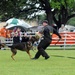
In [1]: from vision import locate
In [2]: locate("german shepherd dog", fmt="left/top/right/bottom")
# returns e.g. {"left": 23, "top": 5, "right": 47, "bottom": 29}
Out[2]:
{"left": 0, "top": 35, "right": 39, "bottom": 60}
{"left": 10, "top": 35, "right": 39, "bottom": 60}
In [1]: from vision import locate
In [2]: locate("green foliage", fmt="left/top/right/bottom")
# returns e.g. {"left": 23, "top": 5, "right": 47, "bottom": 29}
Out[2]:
{"left": 51, "top": 1, "right": 61, "bottom": 10}
{"left": 0, "top": 0, "right": 75, "bottom": 23}
{"left": 38, "top": 14, "right": 46, "bottom": 21}
{"left": 67, "top": 17, "right": 75, "bottom": 26}
{"left": 66, "top": 0, "right": 74, "bottom": 8}
{"left": 0, "top": 0, "right": 27, "bottom": 21}
{"left": 50, "top": 0, "right": 75, "bottom": 10}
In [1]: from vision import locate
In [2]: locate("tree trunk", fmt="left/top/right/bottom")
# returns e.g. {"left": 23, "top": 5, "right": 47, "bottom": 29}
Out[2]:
{"left": 39, "top": 0, "right": 53, "bottom": 26}
{"left": 46, "top": 10, "right": 53, "bottom": 26}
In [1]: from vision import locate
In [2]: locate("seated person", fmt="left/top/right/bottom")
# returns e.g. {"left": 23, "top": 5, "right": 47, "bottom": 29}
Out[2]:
{"left": 13, "top": 32, "right": 20, "bottom": 44}
{"left": 59, "top": 24, "right": 67, "bottom": 33}
{"left": 21, "top": 33, "right": 29, "bottom": 42}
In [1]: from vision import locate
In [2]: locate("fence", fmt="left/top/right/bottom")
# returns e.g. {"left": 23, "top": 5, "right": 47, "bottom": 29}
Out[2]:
{"left": 51, "top": 32, "right": 75, "bottom": 50}
{"left": 0, "top": 32, "right": 75, "bottom": 50}
{"left": 1, "top": 32, "right": 36, "bottom": 46}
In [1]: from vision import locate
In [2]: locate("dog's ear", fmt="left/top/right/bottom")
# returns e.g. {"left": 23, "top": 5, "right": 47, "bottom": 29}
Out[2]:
{"left": 35, "top": 32, "right": 42, "bottom": 39}
{"left": 29, "top": 36, "right": 37, "bottom": 43}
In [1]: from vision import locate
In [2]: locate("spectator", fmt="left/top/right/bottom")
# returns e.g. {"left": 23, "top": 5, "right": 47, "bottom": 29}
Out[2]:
{"left": 21, "top": 32, "right": 29, "bottom": 42}
{"left": 59, "top": 24, "right": 68, "bottom": 48}
{"left": 0, "top": 25, "right": 7, "bottom": 38}
{"left": 13, "top": 32, "right": 20, "bottom": 44}
{"left": 59, "top": 24, "right": 67, "bottom": 33}
{"left": 16, "top": 28, "right": 21, "bottom": 36}
{"left": 16, "top": 28, "right": 22, "bottom": 42}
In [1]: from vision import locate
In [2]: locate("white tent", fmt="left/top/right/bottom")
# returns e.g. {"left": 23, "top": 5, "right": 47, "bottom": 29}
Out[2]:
{"left": 65, "top": 25, "right": 75, "bottom": 31}
{"left": 6, "top": 18, "right": 32, "bottom": 29}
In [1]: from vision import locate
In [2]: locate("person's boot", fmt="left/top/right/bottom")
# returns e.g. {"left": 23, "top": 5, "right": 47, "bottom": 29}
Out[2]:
{"left": 45, "top": 56, "right": 50, "bottom": 60}
{"left": 41, "top": 50, "right": 50, "bottom": 60}
{"left": 31, "top": 51, "right": 40, "bottom": 60}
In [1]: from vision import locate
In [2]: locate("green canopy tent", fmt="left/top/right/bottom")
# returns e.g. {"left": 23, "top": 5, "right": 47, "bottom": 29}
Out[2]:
{"left": 6, "top": 18, "right": 32, "bottom": 31}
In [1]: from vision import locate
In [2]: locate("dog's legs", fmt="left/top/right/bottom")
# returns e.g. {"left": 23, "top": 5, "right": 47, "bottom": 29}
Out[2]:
{"left": 26, "top": 50, "right": 31, "bottom": 58}
{"left": 11, "top": 53, "right": 15, "bottom": 60}
{"left": 11, "top": 49, "right": 17, "bottom": 60}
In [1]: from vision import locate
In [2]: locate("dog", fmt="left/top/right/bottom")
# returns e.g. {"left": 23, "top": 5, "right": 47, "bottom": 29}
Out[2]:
{"left": 10, "top": 42, "right": 32, "bottom": 60}
{"left": 10, "top": 35, "right": 40, "bottom": 60}
{"left": 0, "top": 35, "right": 40, "bottom": 60}
{"left": 0, "top": 42, "right": 32, "bottom": 60}
{"left": 0, "top": 42, "right": 33, "bottom": 60}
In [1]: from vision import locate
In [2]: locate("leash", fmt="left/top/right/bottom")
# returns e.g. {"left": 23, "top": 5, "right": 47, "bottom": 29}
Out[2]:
{"left": 55, "top": 38, "right": 61, "bottom": 45}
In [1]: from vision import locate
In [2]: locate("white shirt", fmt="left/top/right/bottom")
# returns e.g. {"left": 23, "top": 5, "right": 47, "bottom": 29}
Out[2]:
{"left": 59, "top": 27, "right": 67, "bottom": 33}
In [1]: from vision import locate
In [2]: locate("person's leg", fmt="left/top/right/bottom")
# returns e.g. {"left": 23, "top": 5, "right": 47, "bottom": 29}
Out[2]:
{"left": 32, "top": 40, "right": 44, "bottom": 59}
{"left": 33, "top": 50, "right": 41, "bottom": 59}
{"left": 38, "top": 47, "right": 50, "bottom": 59}
{"left": 32, "top": 39, "right": 50, "bottom": 59}
{"left": 39, "top": 39, "right": 51, "bottom": 59}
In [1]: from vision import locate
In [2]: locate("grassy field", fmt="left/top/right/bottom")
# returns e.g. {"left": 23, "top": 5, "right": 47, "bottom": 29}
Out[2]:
{"left": 0, "top": 49, "right": 75, "bottom": 75}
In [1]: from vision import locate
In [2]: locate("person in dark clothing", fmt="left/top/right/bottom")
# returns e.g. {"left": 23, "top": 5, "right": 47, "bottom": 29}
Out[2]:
{"left": 21, "top": 36, "right": 29, "bottom": 42}
{"left": 13, "top": 32, "right": 20, "bottom": 44}
{"left": 32, "top": 20, "right": 61, "bottom": 60}
{"left": 21, "top": 33, "right": 29, "bottom": 42}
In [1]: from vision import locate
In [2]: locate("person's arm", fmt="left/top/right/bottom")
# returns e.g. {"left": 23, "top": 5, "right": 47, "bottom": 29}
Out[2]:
{"left": 53, "top": 28, "right": 61, "bottom": 39}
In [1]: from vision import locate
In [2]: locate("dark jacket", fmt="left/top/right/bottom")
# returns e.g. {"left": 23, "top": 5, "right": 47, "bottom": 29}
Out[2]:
{"left": 41, "top": 25, "right": 61, "bottom": 41}
{"left": 13, "top": 36, "right": 20, "bottom": 44}
{"left": 21, "top": 37, "right": 29, "bottom": 42}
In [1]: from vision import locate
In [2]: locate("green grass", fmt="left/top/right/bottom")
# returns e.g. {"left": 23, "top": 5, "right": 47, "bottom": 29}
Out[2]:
{"left": 0, "top": 49, "right": 75, "bottom": 75}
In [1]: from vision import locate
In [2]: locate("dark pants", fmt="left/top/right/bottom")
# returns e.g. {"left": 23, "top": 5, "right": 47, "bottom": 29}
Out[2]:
{"left": 34, "top": 38, "right": 51, "bottom": 59}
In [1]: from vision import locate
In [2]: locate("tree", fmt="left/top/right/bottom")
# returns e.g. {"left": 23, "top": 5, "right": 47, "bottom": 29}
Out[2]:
{"left": 0, "top": 0, "right": 75, "bottom": 28}
{"left": 51, "top": 0, "right": 75, "bottom": 28}
{"left": 19, "top": 0, "right": 75, "bottom": 28}
{"left": 0, "top": 0, "right": 27, "bottom": 20}
{"left": 67, "top": 17, "right": 75, "bottom": 26}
